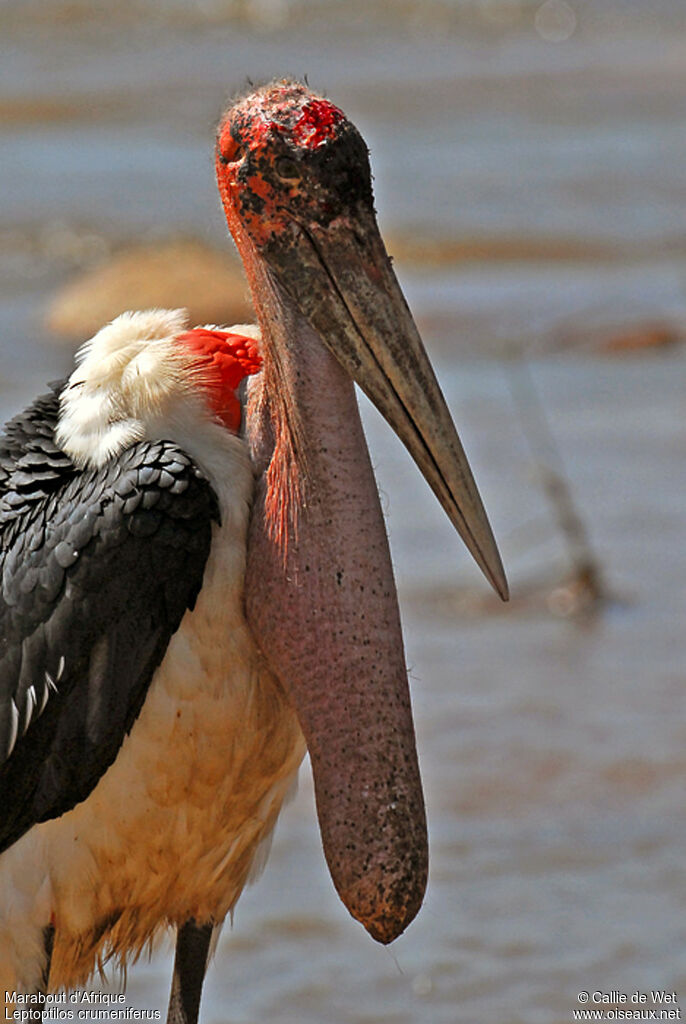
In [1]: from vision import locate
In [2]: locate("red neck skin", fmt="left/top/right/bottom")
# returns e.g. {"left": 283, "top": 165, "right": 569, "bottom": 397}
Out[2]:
{"left": 239, "top": 247, "right": 428, "bottom": 943}
{"left": 176, "top": 328, "right": 261, "bottom": 433}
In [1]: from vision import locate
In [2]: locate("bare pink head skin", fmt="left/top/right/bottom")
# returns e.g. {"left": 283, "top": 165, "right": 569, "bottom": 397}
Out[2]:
{"left": 216, "top": 80, "right": 507, "bottom": 943}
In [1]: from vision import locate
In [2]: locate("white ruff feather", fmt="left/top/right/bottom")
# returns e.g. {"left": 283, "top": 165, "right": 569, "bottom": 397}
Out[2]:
{"left": 56, "top": 308, "right": 261, "bottom": 473}
{"left": 0, "top": 310, "right": 305, "bottom": 995}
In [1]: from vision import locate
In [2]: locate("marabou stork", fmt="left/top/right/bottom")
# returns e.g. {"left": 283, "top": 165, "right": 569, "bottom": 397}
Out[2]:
{"left": 0, "top": 80, "right": 507, "bottom": 1022}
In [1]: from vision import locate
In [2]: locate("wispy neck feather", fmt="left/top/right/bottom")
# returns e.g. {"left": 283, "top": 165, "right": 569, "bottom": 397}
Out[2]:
{"left": 243, "top": 268, "right": 308, "bottom": 553}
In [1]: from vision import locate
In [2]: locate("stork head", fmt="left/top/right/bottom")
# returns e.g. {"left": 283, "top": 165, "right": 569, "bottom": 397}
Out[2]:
{"left": 216, "top": 80, "right": 371, "bottom": 249}
{"left": 217, "top": 80, "right": 507, "bottom": 599}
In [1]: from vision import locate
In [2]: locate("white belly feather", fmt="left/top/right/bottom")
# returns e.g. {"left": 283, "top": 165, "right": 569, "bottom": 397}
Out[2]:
{"left": 0, "top": 430, "right": 306, "bottom": 992}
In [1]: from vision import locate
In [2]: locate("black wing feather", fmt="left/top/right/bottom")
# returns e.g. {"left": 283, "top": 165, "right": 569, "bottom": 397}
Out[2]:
{"left": 0, "top": 390, "right": 220, "bottom": 853}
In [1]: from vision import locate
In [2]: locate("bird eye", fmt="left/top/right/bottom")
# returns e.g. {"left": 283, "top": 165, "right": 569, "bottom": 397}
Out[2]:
{"left": 275, "top": 157, "right": 301, "bottom": 180}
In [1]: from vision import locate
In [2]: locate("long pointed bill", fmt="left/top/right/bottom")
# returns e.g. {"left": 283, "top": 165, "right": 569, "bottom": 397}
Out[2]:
{"left": 240, "top": 204, "right": 507, "bottom": 944}
{"left": 260, "top": 205, "right": 508, "bottom": 600}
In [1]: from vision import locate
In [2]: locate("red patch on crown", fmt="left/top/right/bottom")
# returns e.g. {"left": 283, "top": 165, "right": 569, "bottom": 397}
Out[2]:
{"left": 291, "top": 99, "right": 345, "bottom": 149}
{"left": 176, "top": 328, "right": 261, "bottom": 433}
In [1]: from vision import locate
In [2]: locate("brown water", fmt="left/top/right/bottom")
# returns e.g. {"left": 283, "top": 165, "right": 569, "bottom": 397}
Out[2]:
{"left": 1, "top": 4, "right": 686, "bottom": 1022}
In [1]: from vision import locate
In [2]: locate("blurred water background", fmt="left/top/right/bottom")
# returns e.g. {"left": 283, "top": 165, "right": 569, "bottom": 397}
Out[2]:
{"left": 1, "top": 1, "right": 686, "bottom": 1022}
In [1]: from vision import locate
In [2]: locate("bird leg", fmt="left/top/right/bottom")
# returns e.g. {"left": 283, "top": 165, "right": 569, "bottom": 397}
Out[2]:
{"left": 166, "top": 920, "right": 213, "bottom": 1024}
{"left": 36, "top": 924, "right": 54, "bottom": 1021}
